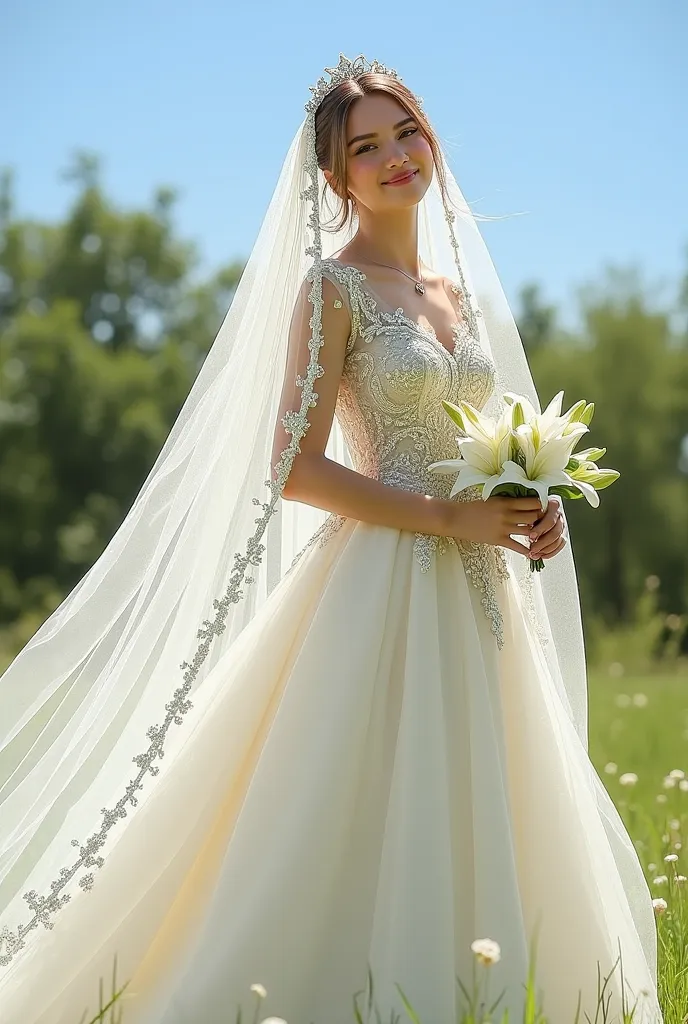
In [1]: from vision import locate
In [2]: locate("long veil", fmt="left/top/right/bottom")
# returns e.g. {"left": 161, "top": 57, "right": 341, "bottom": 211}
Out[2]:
{"left": 1, "top": 55, "right": 605, "bottom": 976}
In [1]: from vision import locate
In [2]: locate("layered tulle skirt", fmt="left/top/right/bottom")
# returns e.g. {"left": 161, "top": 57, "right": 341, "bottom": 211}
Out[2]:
{"left": 0, "top": 521, "right": 662, "bottom": 1023}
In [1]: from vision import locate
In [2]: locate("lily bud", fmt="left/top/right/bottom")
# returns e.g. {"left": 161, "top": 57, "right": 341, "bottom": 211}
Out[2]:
{"left": 457, "top": 401, "right": 483, "bottom": 429}
{"left": 563, "top": 399, "right": 587, "bottom": 423}
{"left": 573, "top": 447, "right": 606, "bottom": 463}
{"left": 511, "top": 401, "right": 526, "bottom": 429}
{"left": 569, "top": 464, "right": 619, "bottom": 490}
{"left": 580, "top": 403, "right": 595, "bottom": 426}
{"left": 441, "top": 400, "right": 465, "bottom": 431}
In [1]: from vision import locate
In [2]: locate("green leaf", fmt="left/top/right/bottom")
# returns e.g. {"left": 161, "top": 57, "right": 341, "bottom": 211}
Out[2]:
{"left": 550, "top": 485, "right": 584, "bottom": 500}
{"left": 393, "top": 983, "right": 422, "bottom": 1023}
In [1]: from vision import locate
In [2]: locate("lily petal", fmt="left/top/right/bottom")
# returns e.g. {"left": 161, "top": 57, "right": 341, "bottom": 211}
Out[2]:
{"left": 456, "top": 438, "right": 501, "bottom": 475}
{"left": 428, "top": 458, "right": 465, "bottom": 475}
{"left": 493, "top": 461, "right": 549, "bottom": 509}
{"left": 449, "top": 465, "right": 496, "bottom": 498}
{"left": 540, "top": 391, "right": 564, "bottom": 430}
{"left": 570, "top": 477, "right": 601, "bottom": 507}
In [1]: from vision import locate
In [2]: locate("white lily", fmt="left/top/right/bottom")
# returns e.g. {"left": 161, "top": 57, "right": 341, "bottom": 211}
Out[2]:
{"left": 512, "top": 421, "right": 596, "bottom": 509}
{"left": 504, "top": 390, "right": 593, "bottom": 445}
{"left": 429, "top": 400, "right": 513, "bottom": 498}
{"left": 430, "top": 392, "right": 618, "bottom": 552}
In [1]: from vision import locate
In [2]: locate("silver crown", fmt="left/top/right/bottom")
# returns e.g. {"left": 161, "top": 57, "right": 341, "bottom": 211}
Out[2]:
{"left": 305, "top": 54, "right": 402, "bottom": 114}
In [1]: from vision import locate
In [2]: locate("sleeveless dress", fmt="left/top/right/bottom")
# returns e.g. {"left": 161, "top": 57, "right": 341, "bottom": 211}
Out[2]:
{"left": 0, "top": 260, "right": 662, "bottom": 1024}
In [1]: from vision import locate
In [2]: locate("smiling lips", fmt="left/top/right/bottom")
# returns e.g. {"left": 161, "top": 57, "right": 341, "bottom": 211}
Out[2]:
{"left": 383, "top": 169, "right": 418, "bottom": 186}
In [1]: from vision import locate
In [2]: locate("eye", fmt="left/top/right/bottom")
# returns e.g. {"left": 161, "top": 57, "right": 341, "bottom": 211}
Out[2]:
{"left": 353, "top": 126, "right": 418, "bottom": 157}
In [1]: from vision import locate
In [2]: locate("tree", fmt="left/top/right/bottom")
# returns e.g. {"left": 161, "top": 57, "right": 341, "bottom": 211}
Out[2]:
{"left": 525, "top": 265, "right": 688, "bottom": 629}
{"left": 0, "top": 152, "right": 243, "bottom": 657}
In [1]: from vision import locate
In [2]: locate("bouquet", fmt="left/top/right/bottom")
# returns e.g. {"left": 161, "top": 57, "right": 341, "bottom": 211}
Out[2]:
{"left": 428, "top": 391, "right": 619, "bottom": 571}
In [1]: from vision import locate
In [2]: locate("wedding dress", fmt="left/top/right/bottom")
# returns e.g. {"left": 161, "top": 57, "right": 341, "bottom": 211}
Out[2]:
{"left": 0, "top": 56, "right": 662, "bottom": 1024}
{"left": 0, "top": 258, "right": 663, "bottom": 1023}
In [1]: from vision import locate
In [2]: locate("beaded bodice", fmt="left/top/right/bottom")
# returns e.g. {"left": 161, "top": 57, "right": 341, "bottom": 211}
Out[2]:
{"left": 300, "top": 258, "right": 511, "bottom": 647}
{"left": 328, "top": 259, "right": 495, "bottom": 500}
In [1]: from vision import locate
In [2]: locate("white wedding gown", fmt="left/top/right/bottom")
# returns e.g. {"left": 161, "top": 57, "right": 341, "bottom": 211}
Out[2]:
{"left": 0, "top": 260, "right": 662, "bottom": 1024}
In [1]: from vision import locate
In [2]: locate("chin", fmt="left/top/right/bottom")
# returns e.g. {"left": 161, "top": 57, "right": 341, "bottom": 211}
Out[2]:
{"left": 381, "top": 173, "right": 431, "bottom": 209}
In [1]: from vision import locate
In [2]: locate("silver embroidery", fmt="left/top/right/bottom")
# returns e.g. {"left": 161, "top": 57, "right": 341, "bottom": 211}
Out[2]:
{"left": 289, "top": 513, "right": 347, "bottom": 569}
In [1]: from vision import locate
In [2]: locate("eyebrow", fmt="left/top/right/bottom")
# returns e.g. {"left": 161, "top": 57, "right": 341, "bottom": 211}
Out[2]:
{"left": 346, "top": 116, "right": 416, "bottom": 148}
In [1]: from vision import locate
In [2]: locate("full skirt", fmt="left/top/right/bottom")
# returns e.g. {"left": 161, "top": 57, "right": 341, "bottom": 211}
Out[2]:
{"left": 0, "top": 521, "right": 662, "bottom": 1023}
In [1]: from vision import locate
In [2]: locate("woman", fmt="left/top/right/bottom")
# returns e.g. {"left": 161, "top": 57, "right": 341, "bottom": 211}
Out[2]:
{"left": 0, "top": 55, "right": 662, "bottom": 1023}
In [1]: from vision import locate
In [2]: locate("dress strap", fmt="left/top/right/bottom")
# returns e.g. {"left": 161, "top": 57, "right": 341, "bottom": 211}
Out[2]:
{"left": 320, "top": 259, "right": 366, "bottom": 356}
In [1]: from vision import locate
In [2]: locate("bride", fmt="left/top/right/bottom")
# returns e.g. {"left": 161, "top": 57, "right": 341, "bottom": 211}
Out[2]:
{"left": 0, "top": 55, "right": 663, "bottom": 1023}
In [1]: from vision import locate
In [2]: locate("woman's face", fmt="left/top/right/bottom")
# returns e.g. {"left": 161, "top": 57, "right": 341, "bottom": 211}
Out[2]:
{"left": 329, "top": 92, "right": 434, "bottom": 215}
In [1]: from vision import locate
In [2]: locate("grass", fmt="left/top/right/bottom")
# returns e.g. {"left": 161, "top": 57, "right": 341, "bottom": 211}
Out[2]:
{"left": 68, "top": 667, "right": 688, "bottom": 1023}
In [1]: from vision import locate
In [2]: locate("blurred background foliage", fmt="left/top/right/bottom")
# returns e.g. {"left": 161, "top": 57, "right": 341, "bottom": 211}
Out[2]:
{"left": 1, "top": 151, "right": 687, "bottom": 673}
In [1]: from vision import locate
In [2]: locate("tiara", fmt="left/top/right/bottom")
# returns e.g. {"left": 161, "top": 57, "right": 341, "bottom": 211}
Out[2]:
{"left": 305, "top": 53, "right": 402, "bottom": 114}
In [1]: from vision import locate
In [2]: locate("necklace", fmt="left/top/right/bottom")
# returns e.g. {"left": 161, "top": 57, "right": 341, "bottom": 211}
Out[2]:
{"left": 362, "top": 258, "right": 425, "bottom": 296}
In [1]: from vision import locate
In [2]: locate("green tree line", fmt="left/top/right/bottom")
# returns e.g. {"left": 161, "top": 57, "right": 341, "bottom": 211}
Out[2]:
{"left": 1, "top": 152, "right": 687, "bottom": 668}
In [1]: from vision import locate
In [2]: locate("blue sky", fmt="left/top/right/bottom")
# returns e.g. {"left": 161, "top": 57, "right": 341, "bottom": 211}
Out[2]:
{"left": 3, "top": 0, "right": 686, "bottom": 328}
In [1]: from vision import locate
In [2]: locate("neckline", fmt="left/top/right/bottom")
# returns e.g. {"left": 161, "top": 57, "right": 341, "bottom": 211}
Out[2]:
{"left": 325, "top": 257, "right": 463, "bottom": 360}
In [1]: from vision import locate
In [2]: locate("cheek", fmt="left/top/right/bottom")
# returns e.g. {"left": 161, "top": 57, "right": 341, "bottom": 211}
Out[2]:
{"left": 346, "top": 156, "right": 381, "bottom": 197}
{"left": 411, "top": 134, "right": 434, "bottom": 169}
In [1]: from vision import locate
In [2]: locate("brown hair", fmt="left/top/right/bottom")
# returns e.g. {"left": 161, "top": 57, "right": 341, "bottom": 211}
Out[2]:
{"left": 314, "top": 73, "right": 449, "bottom": 232}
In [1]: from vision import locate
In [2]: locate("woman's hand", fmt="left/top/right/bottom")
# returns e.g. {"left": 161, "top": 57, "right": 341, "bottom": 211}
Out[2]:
{"left": 450, "top": 496, "right": 545, "bottom": 557}
{"left": 528, "top": 496, "right": 567, "bottom": 561}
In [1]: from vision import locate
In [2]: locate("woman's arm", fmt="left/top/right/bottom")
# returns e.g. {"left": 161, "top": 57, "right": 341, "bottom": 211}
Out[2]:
{"left": 271, "top": 278, "right": 540, "bottom": 557}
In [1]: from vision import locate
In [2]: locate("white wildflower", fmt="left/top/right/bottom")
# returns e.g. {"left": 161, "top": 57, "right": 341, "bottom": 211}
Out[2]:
{"left": 604, "top": 762, "right": 618, "bottom": 775}
{"left": 664, "top": 776, "right": 678, "bottom": 789}
{"left": 653, "top": 875, "right": 669, "bottom": 885}
{"left": 250, "top": 984, "right": 268, "bottom": 999}
{"left": 652, "top": 898, "right": 668, "bottom": 915}
{"left": 657, "top": 794, "right": 668, "bottom": 804}
{"left": 632, "top": 693, "right": 648, "bottom": 708}
{"left": 669, "top": 818, "right": 681, "bottom": 831}
{"left": 664, "top": 853, "right": 679, "bottom": 863}
{"left": 619, "top": 772, "right": 638, "bottom": 786}
{"left": 676, "top": 875, "right": 687, "bottom": 884}
{"left": 670, "top": 769, "right": 686, "bottom": 780}
{"left": 648, "top": 863, "right": 657, "bottom": 872}
{"left": 680, "top": 780, "right": 688, "bottom": 792}
{"left": 471, "top": 938, "right": 501, "bottom": 966}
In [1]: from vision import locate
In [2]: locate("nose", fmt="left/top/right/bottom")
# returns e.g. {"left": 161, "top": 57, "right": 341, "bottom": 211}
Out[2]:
{"left": 385, "top": 140, "right": 410, "bottom": 168}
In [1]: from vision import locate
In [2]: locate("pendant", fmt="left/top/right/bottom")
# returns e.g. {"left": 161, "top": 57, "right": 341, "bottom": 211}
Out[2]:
{"left": 415, "top": 282, "right": 425, "bottom": 295}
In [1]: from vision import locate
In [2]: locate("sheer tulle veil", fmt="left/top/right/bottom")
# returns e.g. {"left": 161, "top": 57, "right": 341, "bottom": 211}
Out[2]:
{"left": 0, "top": 54, "right": 589, "bottom": 969}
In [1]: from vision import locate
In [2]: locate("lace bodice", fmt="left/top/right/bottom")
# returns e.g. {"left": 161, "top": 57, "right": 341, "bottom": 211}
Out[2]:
{"left": 296, "top": 258, "right": 510, "bottom": 647}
